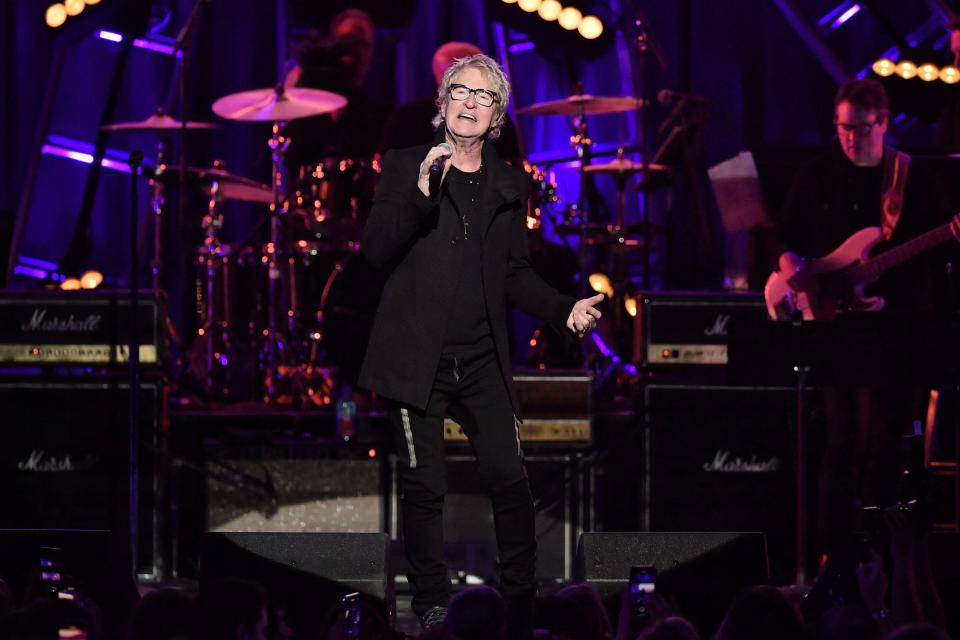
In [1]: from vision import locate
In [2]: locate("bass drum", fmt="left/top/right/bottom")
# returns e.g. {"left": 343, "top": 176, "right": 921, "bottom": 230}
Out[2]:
{"left": 318, "top": 251, "right": 386, "bottom": 387}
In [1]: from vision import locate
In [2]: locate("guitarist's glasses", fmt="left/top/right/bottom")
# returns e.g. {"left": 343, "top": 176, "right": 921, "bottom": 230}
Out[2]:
{"left": 834, "top": 117, "right": 884, "bottom": 136}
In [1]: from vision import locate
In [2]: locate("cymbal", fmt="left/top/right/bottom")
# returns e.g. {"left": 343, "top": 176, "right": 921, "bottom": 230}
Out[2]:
{"left": 583, "top": 159, "right": 669, "bottom": 174}
{"left": 517, "top": 94, "right": 645, "bottom": 117}
{"left": 101, "top": 112, "right": 219, "bottom": 132}
{"left": 212, "top": 86, "right": 347, "bottom": 122}
{"left": 156, "top": 166, "right": 273, "bottom": 204}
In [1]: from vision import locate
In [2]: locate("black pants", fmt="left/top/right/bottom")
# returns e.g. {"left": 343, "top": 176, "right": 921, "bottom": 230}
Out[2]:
{"left": 389, "top": 351, "right": 536, "bottom": 618}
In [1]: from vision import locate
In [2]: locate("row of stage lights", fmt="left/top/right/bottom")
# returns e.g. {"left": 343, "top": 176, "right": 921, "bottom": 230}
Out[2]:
{"left": 45, "top": 0, "right": 101, "bottom": 28}
{"left": 501, "top": 0, "right": 605, "bottom": 40}
{"left": 872, "top": 58, "right": 960, "bottom": 84}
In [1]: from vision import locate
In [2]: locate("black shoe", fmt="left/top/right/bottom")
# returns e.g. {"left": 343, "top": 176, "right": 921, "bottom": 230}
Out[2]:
{"left": 420, "top": 605, "right": 447, "bottom": 631}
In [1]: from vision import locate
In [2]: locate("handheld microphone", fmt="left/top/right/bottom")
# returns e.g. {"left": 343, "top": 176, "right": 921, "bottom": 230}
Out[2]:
{"left": 430, "top": 143, "right": 453, "bottom": 174}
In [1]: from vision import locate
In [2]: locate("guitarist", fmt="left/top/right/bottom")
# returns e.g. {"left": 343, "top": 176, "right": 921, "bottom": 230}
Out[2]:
{"left": 777, "top": 79, "right": 956, "bottom": 570}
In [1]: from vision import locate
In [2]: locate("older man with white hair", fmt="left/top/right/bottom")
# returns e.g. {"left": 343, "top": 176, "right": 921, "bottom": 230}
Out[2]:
{"left": 359, "top": 54, "right": 602, "bottom": 630}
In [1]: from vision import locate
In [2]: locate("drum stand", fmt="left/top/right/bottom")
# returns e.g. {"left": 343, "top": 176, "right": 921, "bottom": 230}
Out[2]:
{"left": 194, "top": 177, "right": 233, "bottom": 399}
{"left": 571, "top": 99, "right": 593, "bottom": 298}
{"left": 262, "top": 121, "right": 292, "bottom": 402}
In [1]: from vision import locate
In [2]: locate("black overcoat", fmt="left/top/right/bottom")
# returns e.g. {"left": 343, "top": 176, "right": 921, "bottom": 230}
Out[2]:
{"left": 358, "top": 140, "right": 576, "bottom": 415}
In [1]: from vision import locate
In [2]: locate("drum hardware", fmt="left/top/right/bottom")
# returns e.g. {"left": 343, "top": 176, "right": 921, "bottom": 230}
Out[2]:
{"left": 100, "top": 107, "right": 219, "bottom": 292}
{"left": 516, "top": 94, "right": 645, "bottom": 117}
{"left": 519, "top": 89, "right": 646, "bottom": 297}
{"left": 211, "top": 84, "right": 347, "bottom": 404}
{"left": 99, "top": 108, "right": 220, "bottom": 132}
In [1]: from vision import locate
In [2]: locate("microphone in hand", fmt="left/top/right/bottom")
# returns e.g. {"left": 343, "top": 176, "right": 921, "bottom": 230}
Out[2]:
{"left": 430, "top": 143, "right": 453, "bottom": 175}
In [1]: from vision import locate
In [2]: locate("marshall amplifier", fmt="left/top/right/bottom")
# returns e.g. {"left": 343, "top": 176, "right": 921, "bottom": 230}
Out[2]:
{"left": 444, "top": 370, "right": 592, "bottom": 446}
{"left": 642, "top": 384, "right": 795, "bottom": 581}
{"left": 633, "top": 291, "right": 767, "bottom": 383}
{"left": 0, "top": 290, "right": 164, "bottom": 367}
{"left": 0, "top": 378, "right": 164, "bottom": 577}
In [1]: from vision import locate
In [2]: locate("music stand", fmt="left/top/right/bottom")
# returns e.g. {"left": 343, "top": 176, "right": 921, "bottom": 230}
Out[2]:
{"left": 727, "top": 312, "right": 955, "bottom": 585}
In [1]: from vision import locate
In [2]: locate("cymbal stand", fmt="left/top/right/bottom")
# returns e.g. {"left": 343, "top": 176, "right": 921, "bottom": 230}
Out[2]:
{"left": 148, "top": 137, "right": 168, "bottom": 292}
{"left": 196, "top": 177, "right": 229, "bottom": 399}
{"left": 263, "top": 121, "right": 291, "bottom": 402}
{"left": 570, "top": 99, "right": 593, "bottom": 297}
{"left": 609, "top": 146, "right": 631, "bottom": 336}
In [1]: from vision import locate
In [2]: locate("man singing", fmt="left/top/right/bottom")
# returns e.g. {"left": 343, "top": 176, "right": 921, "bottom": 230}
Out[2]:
{"left": 358, "top": 54, "right": 603, "bottom": 630}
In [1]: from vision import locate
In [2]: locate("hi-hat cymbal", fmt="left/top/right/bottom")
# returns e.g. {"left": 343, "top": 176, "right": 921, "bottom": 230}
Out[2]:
{"left": 517, "top": 94, "right": 645, "bottom": 117}
{"left": 101, "top": 111, "right": 219, "bottom": 132}
{"left": 583, "top": 159, "right": 669, "bottom": 174}
{"left": 212, "top": 85, "right": 347, "bottom": 122}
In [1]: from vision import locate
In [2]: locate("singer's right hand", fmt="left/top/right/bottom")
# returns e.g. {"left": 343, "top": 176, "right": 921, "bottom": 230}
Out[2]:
{"left": 418, "top": 144, "right": 453, "bottom": 196}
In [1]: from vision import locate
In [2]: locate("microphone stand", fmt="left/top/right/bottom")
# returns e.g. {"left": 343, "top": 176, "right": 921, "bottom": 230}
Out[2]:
{"left": 173, "top": 0, "right": 210, "bottom": 351}
{"left": 127, "top": 149, "right": 144, "bottom": 577}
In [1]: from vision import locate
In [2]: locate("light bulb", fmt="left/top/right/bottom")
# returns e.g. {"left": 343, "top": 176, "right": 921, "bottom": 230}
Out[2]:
{"left": 895, "top": 60, "right": 918, "bottom": 79}
{"left": 558, "top": 6, "right": 582, "bottom": 30}
{"left": 872, "top": 58, "right": 895, "bottom": 77}
{"left": 45, "top": 4, "right": 67, "bottom": 27}
{"left": 578, "top": 15, "right": 603, "bottom": 39}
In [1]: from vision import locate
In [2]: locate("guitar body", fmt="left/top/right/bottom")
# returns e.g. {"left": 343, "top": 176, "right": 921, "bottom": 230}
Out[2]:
{"left": 764, "top": 227, "right": 886, "bottom": 320}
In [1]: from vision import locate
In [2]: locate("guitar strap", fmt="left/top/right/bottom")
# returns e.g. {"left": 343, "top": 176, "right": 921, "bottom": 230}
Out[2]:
{"left": 881, "top": 146, "right": 911, "bottom": 240}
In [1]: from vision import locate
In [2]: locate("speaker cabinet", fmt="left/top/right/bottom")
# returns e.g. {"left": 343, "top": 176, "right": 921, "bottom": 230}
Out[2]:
{"left": 643, "top": 384, "right": 795, "bottom": 579}
{"left": 0, "top": 378, "right": 163, "bottom": 576}
{"left": 575, "top": 531, "right": 769, "bottom": 634}
{"left": 200, "top": 532, "right": 393, "bottom": 637}
{"left": 390, "top": 453, "right": 594, "bottom": 584}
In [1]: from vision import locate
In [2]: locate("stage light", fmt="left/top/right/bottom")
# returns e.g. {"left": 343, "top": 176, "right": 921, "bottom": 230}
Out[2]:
{"left": 588, "top": 272, "right": 613, "bottom": 298}
{"left": 558, "top": 6, "right": 582, "bottom": 30}
{"left": 917, "top": 63, "right": 939, "bottom": 82}
{"left": 941, "top": 66, "right": 960, "bottom": 84}
{"left": 872, "top": 58, "right": 895, "bottom": 77}
{"left": 501, "top": 0, "right": 518, "bottom": 3}
{"left": 85, "top": 0, "right": 101, "bottom": 4}
{"left": 517, "top": 0, "right": 540, "bottom": 12}
{"left": 624, "top": 294, "right": 638, "bottom": 318}
{"left": 64, "top": 0, "right": 84, "bottom": 16}
{"left": 79, "top": 270, "right": 103, "bottom": 289}
{"left": 895, "top": 60, "right": 917, "bottom": 79}
{"left": 537, "top": 0, "right": 561, "bottom": 20}
{"left": 45, "top": 3, "right": 67, "bottom": 27}
{"left": 60, "top": 278, "right": 81, "bottom": 290}
{"left": 578, "top": 15, "right": 603, "bottom": 39}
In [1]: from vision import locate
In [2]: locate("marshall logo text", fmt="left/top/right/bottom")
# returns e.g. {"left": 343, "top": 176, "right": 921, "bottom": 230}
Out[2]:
{"left": 703, "top": 450, "right": 781, "bottom": 473}
{"left": 20, "top": 309, "right": 102, "bottom": 333}
{"left": 16, "top": 450, "right": 99, "bottom": 472}
{"left": 703, "top": 313, "right": 731, "bottom": 337}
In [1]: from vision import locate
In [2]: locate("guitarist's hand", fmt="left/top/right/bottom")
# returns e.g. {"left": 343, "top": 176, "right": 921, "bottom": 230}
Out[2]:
{"left": 950, "top": 213, "right": 960, "bottom": 243}
{"left": 786, "top": 269, "right": 844, "bottom": 319}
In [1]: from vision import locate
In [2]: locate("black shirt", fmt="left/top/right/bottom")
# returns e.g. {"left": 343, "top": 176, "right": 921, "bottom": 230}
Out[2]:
{"left": 441, "top": 164, "right": 495, "bottom": 357}
{"left": 778, "top": 143, "right": 955, "bottom": 312}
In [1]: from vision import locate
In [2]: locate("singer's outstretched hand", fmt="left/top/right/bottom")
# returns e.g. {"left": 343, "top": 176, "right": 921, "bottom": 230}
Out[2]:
{"left": 567, "top": 293, "right": 604, "bottom": 337}
{"left": 418, "top": 144, "right": 454, "bottom": 196}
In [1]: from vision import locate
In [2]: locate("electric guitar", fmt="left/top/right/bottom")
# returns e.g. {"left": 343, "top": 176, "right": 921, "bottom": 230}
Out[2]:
{"left": 764, "top": 214, "right": 960, "bottom": 320}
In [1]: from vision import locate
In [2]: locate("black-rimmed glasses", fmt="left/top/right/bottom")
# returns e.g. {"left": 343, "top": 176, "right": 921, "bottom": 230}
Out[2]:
{"left": 449, "top": 83, "right": 499, "bottom": 107}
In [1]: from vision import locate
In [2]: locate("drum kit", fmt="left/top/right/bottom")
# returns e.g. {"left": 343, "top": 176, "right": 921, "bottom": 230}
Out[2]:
{"left": 99, "top": 83, "right": 664, "bottom": 406}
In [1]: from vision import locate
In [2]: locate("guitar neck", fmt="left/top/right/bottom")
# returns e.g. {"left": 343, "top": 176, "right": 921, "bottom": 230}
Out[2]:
{"left": 846, "top": 221, "right": 953, "bottom": 284}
